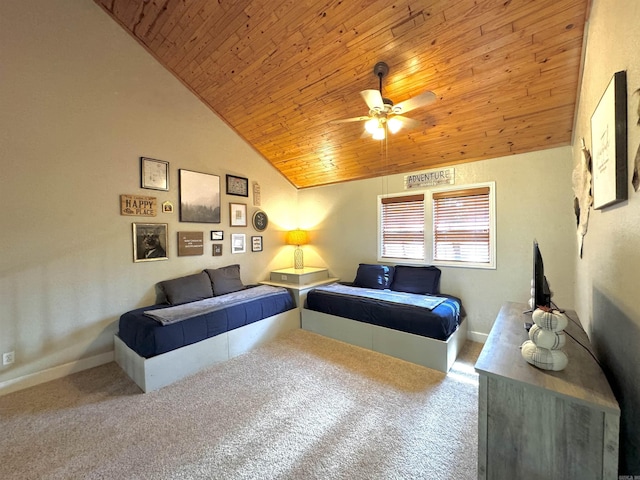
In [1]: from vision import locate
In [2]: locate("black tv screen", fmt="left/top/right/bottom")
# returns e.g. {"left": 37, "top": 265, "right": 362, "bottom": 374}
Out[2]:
{"left": 533, "top": 240, "right": 551, "bottom": 308}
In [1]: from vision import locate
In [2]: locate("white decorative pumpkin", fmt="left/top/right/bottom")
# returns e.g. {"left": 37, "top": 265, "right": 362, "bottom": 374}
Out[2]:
{"left": 521, "top": 340, "right": 569, "bottom": 371}
{"left": 532, "top": 308, "right": 568, "bottom": 332}
{"left": 529, "top": 324, "right": 566, "bottom": 350}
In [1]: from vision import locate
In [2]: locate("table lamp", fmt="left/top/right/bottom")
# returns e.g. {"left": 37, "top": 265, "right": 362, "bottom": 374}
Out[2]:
{"left": 286, "top": 229, "right": 309, "bottom": 270}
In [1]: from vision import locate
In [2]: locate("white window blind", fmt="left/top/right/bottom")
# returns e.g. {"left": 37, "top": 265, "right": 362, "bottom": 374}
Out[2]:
{"left": 380, "top": 194, "right": 425, "bottom": 261}
{"left": 433, "top": 187, "right": 491, "bottom": 264}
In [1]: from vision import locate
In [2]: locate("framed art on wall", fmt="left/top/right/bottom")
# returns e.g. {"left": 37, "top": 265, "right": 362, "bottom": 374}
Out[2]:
{"left": 229, "top": 202, "right": 247, "bottom": 226}
{"left": 231, "top": 233, "right": 246, "bottom": 254}
{"left": 590, "top": 70, "right": 628, "bottom": 209}
{"left": 177, "top": 231, "right": 204, "bottom": 256}
{"left": 132, "top": 223, "right": 168, "bottom": 262}
{"left": 226, "top": 174, "right": 249, "bottom": 197}
{"left": 141, "top": 157, "right": 169, "bottom": 191}
{"left": 251, "top": 236, "right": 263, "bottom": 252}
{"left": 210, "top": 230, "right": 224, "bottom": 241}
{"left": 213, "top": 244, "right": 223, "bottom": 256}
{"left": 179, "top": 169, "right": 221, "bottom": 223}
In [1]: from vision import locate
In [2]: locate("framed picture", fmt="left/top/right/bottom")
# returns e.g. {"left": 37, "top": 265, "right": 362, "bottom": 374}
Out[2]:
{"left": 177, "top": 231, "right": 204, "bottom": 256}
{"left": 162, "top": 201, "right": 174, "bottom": 213}
{"left": 210, "top": 230, "right": 224, "bottom": 241}
{"left": 231, "top": 233, "right": 246, "bottom": 254}
{"left": 132, "top": 223, "right": 168, "bottom": 262}
{"left": 226, "top": 174, "right": 249, "bottom": 197}
{"left": 179, "top": 169, "right": 221, "bottom": 223}
{"left": 229, "top": 202, "right": 247, "bottom": 226}
{"left": 141, "top": 157, "right": 169, "bottom": 191}
{"left": 590, "top": 70, "right": 627, "bottom": 209}
{"left": 212, "top": 244, "right": 223, "bottom": 256}
{"left": 251, "top": 235, "right": 263, "bottom": 252}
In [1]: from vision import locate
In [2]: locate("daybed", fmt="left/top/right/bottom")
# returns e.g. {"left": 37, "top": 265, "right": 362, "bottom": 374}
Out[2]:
{"left": 301, "top": 264, "right": 467, "bottom": 372}
{"left": 115, "top": 264, "right": 298, "bottom": 392}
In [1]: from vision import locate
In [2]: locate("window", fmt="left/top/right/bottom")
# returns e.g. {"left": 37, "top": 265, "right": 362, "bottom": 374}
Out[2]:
{"left": 379, "top": 193, "right": 425, "bottom": 261}
{"left": 378, "top": 182, "right": 495, "bottom": 269}
{"left": 432, "top": 185, "right": 495, "bottom": 268}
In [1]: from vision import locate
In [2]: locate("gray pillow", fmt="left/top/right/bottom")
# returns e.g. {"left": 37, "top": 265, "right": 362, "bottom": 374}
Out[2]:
{"left": 205, "top": 264, "right": 245, "bottom": 296}
{"left": 159, "top": 272, "right": 214, "bottom": 305}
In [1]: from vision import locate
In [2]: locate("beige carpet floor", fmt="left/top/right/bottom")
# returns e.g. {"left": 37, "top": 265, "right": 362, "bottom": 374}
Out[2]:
{"left": 0, "top": 330, "right": 482, "bottom": 480}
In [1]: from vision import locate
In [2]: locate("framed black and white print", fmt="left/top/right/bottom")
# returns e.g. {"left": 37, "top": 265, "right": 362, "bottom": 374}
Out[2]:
{"left": 210, "top": 230, "right": 224, "bottom": 241}
{"left": 179, "top": 169, "right": 221, "bottom": 223}
{"left": 231, "top": 233, "right": 246, "bottom": 254}
{"left": 132, "top": 223, "right": 168, "bottom": 262}
{"left": 213, "top": 244, "right": 223, "bottom": 256}
{"left": 251, "top": 236, "right": 263, "bottom": 252}
{"left": 229, "top": 203, "right": 247, "bottom": 227}
{"left": 226, "top": 174, "right": 249, "bottom": 197}
{"left": 141, "top": 157, "right": 169, "bottom": 191}
{"left": 590, "top": 70, "right": 627, "bottom": 209}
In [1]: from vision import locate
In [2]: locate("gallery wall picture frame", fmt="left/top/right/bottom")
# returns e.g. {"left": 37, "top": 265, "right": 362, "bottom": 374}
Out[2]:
{"left": 132, "top": 222, "right": 168, "bottom": 262}
{"left": 229, "top": 202, "right": 247, "bottom": 226}
{"left": 141, "top": 157, "right": 169, "bottom": 191}
{"left": 210, "top": 230, "right": 224, "bottom": 241}
{"left": 590, "top": 70, "right": 628, "bottom": 209}
{"left": 252, "top": 210, "right": 268, "bottom": 231}
{"left": 179, "top": 169, "right": 221, "bottom": 223}
{"left": 177, "top": 231, "right": 204, "bottom": 256}
{"left": 231, "top": 233, "right": 246, "bottom": 254}
{"left": 226, "top": 174, "right": 249, "bottom": 197}
{"left": 251, "top": 235, "right": 263, "bottom": 252}
{"left": 213, "top": 244, "right": 223, "bottom": 256}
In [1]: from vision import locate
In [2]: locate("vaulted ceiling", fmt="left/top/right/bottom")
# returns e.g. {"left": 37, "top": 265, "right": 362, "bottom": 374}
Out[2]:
{"left": 96, "top": 0, "right": 590, "bottom": 189}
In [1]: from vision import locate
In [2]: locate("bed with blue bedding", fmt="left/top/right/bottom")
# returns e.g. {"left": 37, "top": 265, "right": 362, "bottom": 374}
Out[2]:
{"left": 114, "top": 265, "right": 299, "bottom": 392}
{"left": 301, "top": 264, "right": 466, "bottom": 372}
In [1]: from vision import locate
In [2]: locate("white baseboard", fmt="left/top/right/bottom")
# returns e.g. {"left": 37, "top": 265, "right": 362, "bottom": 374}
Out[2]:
{"left": 0, "top": 351, "right": 114, "bottom": 397}
{"left": 467, "top": 330, "right": 488, "bottom": 344}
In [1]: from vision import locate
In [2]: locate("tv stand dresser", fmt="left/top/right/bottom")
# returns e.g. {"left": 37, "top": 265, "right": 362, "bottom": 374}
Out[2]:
{"left": 475, "top": 302, "right": 619, "bottom": 480}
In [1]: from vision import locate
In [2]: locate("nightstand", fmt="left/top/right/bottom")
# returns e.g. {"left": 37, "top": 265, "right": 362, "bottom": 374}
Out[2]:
{"left": 260, "top": 267, "right": 338, "bottom": 307}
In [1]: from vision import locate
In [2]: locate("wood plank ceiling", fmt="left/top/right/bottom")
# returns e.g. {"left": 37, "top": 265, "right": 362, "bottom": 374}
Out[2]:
{"left": 96, "top": 0, "right": 590, "bottom": 189}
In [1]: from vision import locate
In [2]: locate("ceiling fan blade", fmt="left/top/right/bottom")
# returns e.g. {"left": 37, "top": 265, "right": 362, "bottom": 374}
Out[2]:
{"left": 392, "top": 91, "right": 436, "bottom": 114}
{"left": 329, "top": 115, "right": 371, "bottom": 124}
{"left": 360, "top": 89, "right": 384, "bottom": 111}
{"left": 393, "top": 115, "right": 422, "bottom": 130}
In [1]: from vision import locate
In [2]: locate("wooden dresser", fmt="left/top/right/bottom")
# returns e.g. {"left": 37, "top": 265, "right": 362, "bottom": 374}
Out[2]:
{"left": 475, "top": 302, "right": 620, "bottom": 479}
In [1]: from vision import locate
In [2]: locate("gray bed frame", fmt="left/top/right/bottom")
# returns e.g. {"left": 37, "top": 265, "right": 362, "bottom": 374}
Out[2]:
{"left": 301, "top": 308, "right": 467, "bottom": 372}
{"left": 114, "top": 308, "right": 300, "bottom": 392}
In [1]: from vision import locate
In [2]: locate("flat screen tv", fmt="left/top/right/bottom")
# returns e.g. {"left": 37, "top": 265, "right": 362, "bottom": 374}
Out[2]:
{"left": 531, "top": 240, "right": 551, "bottom": 309}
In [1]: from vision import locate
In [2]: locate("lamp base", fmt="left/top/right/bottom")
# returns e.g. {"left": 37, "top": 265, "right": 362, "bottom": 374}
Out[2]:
{"left": 293, "top": 247, "right": 304, "bottom": 270}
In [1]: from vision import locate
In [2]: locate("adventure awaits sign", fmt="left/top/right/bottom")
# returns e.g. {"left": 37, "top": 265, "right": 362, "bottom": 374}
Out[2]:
{"left": 404, "top": 168, "right": 455, "bottom": 189}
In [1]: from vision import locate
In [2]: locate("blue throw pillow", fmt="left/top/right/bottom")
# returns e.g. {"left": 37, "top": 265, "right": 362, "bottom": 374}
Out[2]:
{"left": 390, "top": 265, "right": 441, "bottom": 295}
{"left": 353, "top": 264, "right": 394, "bottom": 290}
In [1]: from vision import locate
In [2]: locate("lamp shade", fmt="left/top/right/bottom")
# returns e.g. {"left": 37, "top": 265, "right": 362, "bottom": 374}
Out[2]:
{"left": 286, "top": 229, "right": 309, "bottom": 246}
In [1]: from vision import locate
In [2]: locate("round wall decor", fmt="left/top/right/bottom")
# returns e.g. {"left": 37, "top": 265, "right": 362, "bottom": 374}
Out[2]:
{"left": 252, "top": 210, "right": 268, "bottom": 231}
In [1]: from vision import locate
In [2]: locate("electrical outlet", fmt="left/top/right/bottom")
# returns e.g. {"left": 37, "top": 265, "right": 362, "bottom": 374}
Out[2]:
{"left": 3, "top": 351, "right": 14, "bottom": 365}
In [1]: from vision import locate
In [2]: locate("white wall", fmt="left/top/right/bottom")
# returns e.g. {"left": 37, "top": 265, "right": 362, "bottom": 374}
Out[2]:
{"left": 0, "top": 0, "right": 297, "bottom": 393}
{"left": 571, "top": 0, "right": 640, "bottom": 473}
{"left": 299, "top": 146, "right": 576, "bottom": 338}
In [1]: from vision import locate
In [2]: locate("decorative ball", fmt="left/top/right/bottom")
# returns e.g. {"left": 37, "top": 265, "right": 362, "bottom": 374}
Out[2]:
{"left": 521, "top": 340, "right": 569, "bottom": 371}
{"left": 532, "top": 308, "right": 568, "bottom": 332}
{"left": 529, "top": 324, "right": 566, "bottom": 350}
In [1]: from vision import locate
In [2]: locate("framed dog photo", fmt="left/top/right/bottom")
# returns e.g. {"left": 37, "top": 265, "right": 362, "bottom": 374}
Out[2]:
{"left": 133, "top": 223, "right": 168, "bottom": 262}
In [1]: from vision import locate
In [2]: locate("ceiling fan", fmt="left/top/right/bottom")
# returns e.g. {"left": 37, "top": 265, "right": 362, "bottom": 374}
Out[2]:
{"left": 331, "top": 61, "right": 436, "bottom": 140}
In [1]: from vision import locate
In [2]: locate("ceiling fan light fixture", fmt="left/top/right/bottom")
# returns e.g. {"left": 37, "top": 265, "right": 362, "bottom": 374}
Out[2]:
{"left": 365, "top": 118, "right": 379, "bottom": 134}
{"left": 372, "top": 126, "right": 385, "bottom": 140}
{"left": 387, "top": 117, "right": 402, "bottom": 134}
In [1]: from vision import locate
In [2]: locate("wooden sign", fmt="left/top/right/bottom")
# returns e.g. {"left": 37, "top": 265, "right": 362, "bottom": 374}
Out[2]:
{"left": 404, "top": 168, "right": 455, "bottom": 189}
{"left": 177, "top": 231, "right": 204, "bottom": 256}
{"left": 120, "top": 194, "right": 157, "bottom": 216}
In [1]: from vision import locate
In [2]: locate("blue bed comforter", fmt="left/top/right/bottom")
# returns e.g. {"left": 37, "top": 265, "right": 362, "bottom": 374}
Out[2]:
{"left": 118, "top": 286, "right": 295, "bottom": 358}
{"left": 305, "top": 283, "right": 462, "bottom": 341}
